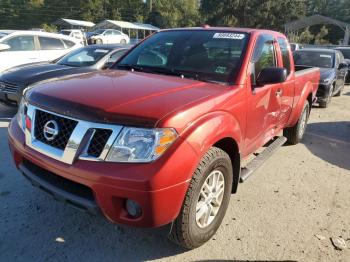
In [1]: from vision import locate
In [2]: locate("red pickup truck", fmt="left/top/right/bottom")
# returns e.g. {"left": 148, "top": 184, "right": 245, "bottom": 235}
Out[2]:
{"left": 8, "top": 27, "right": 320, "bottom": 249}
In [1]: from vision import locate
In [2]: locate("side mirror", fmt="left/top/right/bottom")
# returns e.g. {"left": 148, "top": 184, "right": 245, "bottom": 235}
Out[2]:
{"left": 256, "top": 67, "right": 287, "bottom": 86}
{"left": 0, "top": 44, "right": 10, "bottom": 51}
{"left": 338, "top": 63, "right": 348, "bottom": 70}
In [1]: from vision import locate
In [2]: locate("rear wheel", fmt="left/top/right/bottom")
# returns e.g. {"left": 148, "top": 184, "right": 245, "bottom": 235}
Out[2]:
{"left": 168, "top": 147, "right": 233, "bottom": 249}
{"left": 283, "top": 101, "right": 310, "bottom": 145}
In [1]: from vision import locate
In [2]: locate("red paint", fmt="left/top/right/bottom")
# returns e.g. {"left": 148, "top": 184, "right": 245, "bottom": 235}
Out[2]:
{"left": 8, "top": 28, "right": 320, "bottom": 227}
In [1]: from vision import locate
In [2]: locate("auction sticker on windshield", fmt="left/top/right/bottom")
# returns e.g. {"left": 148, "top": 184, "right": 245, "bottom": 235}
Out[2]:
{"left": 95, "top": 49, "right": 109, "bottom": 53}
{"left": 213, "top": 33, "right": 245, "bottom": 40}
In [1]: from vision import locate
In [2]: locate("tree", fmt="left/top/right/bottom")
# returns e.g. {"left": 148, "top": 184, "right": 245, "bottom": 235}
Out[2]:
{"left": 314, "top": 25, "right": 329, "bottom": 44}
{"left": 298, "top": 27, "right": 314, "bottom": 44}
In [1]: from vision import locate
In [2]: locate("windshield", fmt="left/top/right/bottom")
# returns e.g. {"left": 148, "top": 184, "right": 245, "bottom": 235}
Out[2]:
{"left": 57, "top": 47, "right": 111, "bottom": 67}
{"left": 294, "top": 51, "right": 335, "bottom": 68}
{"left": 337, "top": 49, "right": 350, "bottom": 59}
{"left": 94, "top": 29, "right": 106, "bottom": 35}
{"left": 59, "top": 30, "right": 71, "bottom": 36}
{"left": 113, "top": 30, "right": 249, "bottom": 84}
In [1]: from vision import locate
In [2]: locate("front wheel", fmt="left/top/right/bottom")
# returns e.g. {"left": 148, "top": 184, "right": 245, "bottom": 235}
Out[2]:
{"left": 319, "top": 84, "right": 334, "bottom": 108}
{"left": 168, "top": 147, "right": 233, "bottom": 249}
{"left": 120, "top": 39, "right": 127, "bottom": 44}
{"left": 283, "top": 101, "right": 310, "bottom": 145}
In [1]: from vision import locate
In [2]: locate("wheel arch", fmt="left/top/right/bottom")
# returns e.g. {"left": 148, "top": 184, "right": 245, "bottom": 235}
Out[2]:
{"left": 213, "top": 137, "right": 241, "bottom": 194}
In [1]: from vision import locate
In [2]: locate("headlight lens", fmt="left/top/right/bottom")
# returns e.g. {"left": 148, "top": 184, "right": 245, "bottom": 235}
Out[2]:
{"left": 322, "top": 78, "right": 332, "bottom": 84}
{"left": 16, "top": 98, "right": 27, "bottom": 132}
{"left": 106, "top": 127, "right": 178, "bottom": 163}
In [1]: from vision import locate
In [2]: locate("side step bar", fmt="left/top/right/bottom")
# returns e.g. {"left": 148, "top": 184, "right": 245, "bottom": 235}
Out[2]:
{"left": 240, "top": 136, "right": 287, "bottom": 183}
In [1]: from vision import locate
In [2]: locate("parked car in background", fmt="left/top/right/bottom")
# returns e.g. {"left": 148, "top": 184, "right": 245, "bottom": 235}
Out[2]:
{"left": 88, "top": 29, "right": 130, "bottom": 45}
{"left": 334, "top": 46, "right": 350, "bottom": 83}
{"left": 0, "top": 44, "right": 131, "bottom": 106}
{"left": 294, "top": 48, "right": 348, "bottom": 108}
{"left": 59, "top": 29, "right": 86, "bottom": 45}
{"left": 9, "top": 27, "right": 320, "bottom": 249}
{"left": 0, "top": 31, "right": 82, "bottom": 73}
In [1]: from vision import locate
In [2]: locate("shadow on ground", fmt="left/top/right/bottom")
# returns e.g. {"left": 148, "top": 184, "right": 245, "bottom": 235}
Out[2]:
{"left": 303, "top": 121, "right": 350, "bottom": 171}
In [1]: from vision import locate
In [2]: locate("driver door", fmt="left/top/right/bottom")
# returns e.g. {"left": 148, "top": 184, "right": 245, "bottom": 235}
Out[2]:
{"left": 245, "top": 34, "right": 283, "bottom": 154}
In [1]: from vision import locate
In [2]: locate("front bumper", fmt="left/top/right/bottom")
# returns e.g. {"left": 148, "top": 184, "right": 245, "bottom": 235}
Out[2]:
{"left": 8, "top": 118, "right": 198, "bottom": 227}
{"left": 316, "top": 83, "right": 332, "bottom": 102}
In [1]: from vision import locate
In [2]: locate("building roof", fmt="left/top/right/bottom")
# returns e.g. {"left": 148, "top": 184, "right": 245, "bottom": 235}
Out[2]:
{"left": 54, "top": 18, "right": 95, "bottom": 28}
{"left": 93, "top": 20, "right": 159, "bottom": 31}
{"left": 284, "top": 15, "right": 350, "bottom": 31}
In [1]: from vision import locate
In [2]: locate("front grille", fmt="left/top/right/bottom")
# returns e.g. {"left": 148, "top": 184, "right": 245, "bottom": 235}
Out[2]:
{"left": 23, "top": 159, "right": 95, "bottom": 201}
{"left": 34, "top": 110, "right": 78, "bottom": 150}
{"left": 87, "top": 129, "right": 112, "bottom": 157}
{"left": 0, "top": 81, "right": 19, "bottom": 93}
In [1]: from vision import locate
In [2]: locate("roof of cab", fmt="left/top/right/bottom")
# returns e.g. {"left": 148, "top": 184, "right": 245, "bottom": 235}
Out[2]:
{"left": 160, "top": 27, "right": 286, "bottom": 37}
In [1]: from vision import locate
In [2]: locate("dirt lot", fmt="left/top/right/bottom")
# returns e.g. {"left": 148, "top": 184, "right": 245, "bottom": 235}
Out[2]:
{"left": 0, "top": 86, "right": 349, "bottom": 262}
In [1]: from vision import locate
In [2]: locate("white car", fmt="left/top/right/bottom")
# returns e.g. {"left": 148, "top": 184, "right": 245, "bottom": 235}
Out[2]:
{"left": 88, "top": 29, "right": 130, "bottom": 45}
{"left": 0, "top": 31, "right": 83, "bottom": 72}
{"left": 59, "top": 29, "right": 86, "bottom": 45}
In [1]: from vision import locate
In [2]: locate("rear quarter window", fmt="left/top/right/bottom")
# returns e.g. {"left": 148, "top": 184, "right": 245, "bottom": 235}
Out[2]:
{"left": 63, "top": 40, "right": 75, "bottom": 48}
{"left": 39, "top": 37, "right": 65, "bottom": 50}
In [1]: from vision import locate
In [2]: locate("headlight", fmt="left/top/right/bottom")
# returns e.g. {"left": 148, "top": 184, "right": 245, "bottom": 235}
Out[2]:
{"left": 322, "top": 78, "right": 332, "bottom": 85}
{"left": 16, "top": 98, "right": 27, "bottom": 132}
{"left": 106, "top": 127, "right": 178, "bottom": 163}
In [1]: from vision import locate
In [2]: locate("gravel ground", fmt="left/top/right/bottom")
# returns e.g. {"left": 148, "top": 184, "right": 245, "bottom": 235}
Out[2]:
{"left": 0, "top": 86, "right": 350, "bottom": 262}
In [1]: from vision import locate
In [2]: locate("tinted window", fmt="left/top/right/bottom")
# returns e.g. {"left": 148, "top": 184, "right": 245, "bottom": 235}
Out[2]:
{"left": 108, "top": 49, "right": 128, "bottom": 63}
{"left": 39, "top": 37, "right": 65, "bottom": 50}
{"left": 115, "top": 30, "right": 249, "bottom": 84}
{"left": 105, "top": 30, "right": 113, "bottom": 36}
{"left": 277, "top": 38, "right": 291, "bottom": 75}
{"left": 58, "top": 47, "right": 111, "bottom": 67}
{"left": 59, "top": 30, "right": 71, "bottom": 36}
{"left": 294, "top": 51, "right": 335, "bottom": 68}
{"left": 336, "top": 49, "right": 350, "bottom": 59}
{"left": 3, "top": 36, "right": 35, "bottom": 51}
{"left": 63, "top": 40, "right": 75, "bottom": 48}
{"left": 251, "top": 35, "right": 276, "bottom": 84}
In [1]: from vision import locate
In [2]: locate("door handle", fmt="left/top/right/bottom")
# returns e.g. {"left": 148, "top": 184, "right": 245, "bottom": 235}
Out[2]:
{"left": 275, "top": 88, "right": 283, "bottom": 96}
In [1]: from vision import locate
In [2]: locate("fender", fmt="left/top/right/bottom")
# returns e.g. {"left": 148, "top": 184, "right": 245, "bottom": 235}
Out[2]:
{"left": 286, "top": 81, "right": 313, "bottom": 127}
{"left": 180, "top": 111, "right": 243, "bottom": 178}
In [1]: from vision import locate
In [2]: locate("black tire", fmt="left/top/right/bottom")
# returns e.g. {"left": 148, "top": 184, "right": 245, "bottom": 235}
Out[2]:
{"left": 120, "top": 39, "right": 127, "bottom": 44}
{"left": 283, "top": 101, "right": 310, "bottom": 145}
{"left": 95, "top": 39, "right": 103, "bottom": 44}
{"left": 319, "top": 84, "right": 334, "bottom": 108}
{"left": 168, "top": 147, "right": 233, "bottom": 249}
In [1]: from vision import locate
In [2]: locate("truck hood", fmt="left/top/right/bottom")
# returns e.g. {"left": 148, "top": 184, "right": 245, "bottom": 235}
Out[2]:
{"left": 1, "top": 63, "right": 93, "bottom": 87}
{"left": 27, "top": 70, "right": 227, "bottom": 127}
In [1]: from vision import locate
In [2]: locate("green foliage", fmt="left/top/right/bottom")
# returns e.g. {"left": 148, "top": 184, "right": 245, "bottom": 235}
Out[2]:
{"left": 40, "top": 23, "right": 57, "bottom": 32}
{"left": 314, "top": 26, "right": 329, "bottom": 44}
{"left": 298, "top": 27, "right": 315, "bottom": 44}
{"left": 0, "top": 0, "right": 348, "bottom": 44}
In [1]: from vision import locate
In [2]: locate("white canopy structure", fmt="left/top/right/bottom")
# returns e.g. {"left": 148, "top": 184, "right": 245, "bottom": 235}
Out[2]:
{"left": 93, "top": 20, "right": 159, "bottom": 41}
{"left": 53, "top": 18, "right": 95, "bottom": 29}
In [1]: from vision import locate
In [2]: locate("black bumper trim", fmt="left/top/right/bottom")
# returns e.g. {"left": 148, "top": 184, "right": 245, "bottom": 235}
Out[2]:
{"left": 19, "top": 164, "right": 100, "bottom": 215}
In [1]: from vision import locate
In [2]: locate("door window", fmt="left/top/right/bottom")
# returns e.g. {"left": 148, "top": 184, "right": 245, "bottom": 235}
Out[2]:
{"left": 104, "top": 30, "right": 113, "bottom": 36}
{"left": 3, "top": 36, "right": 35, "bottom": 51}
{"left": 251, "top": 35, "right": 276, "bottom": 85}
{"left": 277, "top": 37, "right": 291, "bottom": 75}
{"left": 112, "top": 30, "right": 122, "bottom": 35}
{"left": 39, "top": 37, "right": 65, "bottom": 50}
